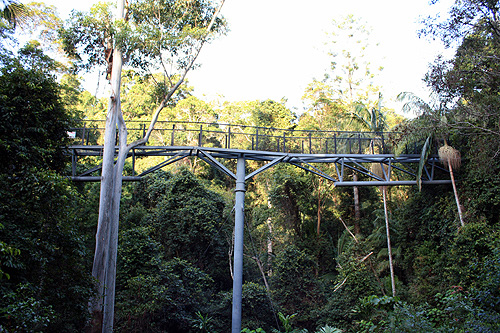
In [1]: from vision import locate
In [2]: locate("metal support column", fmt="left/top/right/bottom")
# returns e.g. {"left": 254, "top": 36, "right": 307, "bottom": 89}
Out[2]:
{"left": 232, "top": 156, "right": 246, "bottom": 333}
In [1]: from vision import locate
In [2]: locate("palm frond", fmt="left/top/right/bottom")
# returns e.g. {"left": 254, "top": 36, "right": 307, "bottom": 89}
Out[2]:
{"left": 417, "top": 135, "right": 432, "bottom": 191}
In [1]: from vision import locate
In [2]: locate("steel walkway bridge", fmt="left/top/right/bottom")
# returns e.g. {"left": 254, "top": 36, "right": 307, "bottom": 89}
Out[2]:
{"left": 67, "top": 120, "right": 451, "bottom": 187}
{"left": 67, "top": 120, "right": 453, "bottom": 333}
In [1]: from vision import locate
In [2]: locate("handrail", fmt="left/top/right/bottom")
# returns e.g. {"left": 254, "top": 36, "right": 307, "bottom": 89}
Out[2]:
{"left": 67, "top": 119, "right": 406, "bottom": 155}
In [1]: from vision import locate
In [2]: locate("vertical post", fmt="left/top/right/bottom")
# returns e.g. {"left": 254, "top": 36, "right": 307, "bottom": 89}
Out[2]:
{"left": 255, "top": 127, "right": 259, "bottom": 150}
{"left": 334, "top": 133, "right": 337, "bottom": 154}
{"left": 72, "top": 149, "right": 76, "bottom": 177}
{"left": 308, "top": 133, "right": 312, "bottom": 154}
{"left": 82, "top": 122, "right": 86, "bottom": 145}
{"left": 325, "top": 138, "right": 328, "bottom": 154}
{"left": 283, "top": 131, "right": 286, "bottom": 152}
{"left": 358, "top": 133, "right": 362, "bottom": 154}
{"left": 228, "top": 127, "right": 231, "bottom": 149}
{"left": 171, "top": 124, "right": 175, "bottom": 146}
{"left": 381, "top": 133, "right": 385, "bottom": 154}
{"left": 199, "top": 125, "right": 203, "bottom": 147}
{"left": 232, "top": 156, "right": 246, "bottom": 333}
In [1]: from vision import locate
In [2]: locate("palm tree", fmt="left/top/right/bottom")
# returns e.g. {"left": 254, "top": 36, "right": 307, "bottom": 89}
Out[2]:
{"left": 1, "top": 0, "right": 27, "bottom": 28}
{"left": 438, "top": 141, "right": 464, "bottom": 227}
{"left": 397, "top": 93, "right": 464, "bottom": 228}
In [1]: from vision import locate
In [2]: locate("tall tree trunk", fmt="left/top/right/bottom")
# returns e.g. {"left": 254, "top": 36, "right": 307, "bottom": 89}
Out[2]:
{"left": 266, "top": 198, "right": 273, "bottom": 276}
{"left": 90, "top": 2, "right": 125, "bottom": 331}
{"left": 88, "top": 2, "right": 225, "bottom": 331}
{"left": 317, "top": 177, "right": 322, "bottom": 236}
{"left": 382, "top": 187, "right": 396, "bottom": 297}
{"left": 353, "top": 173, "right": 360, "bottom": 235}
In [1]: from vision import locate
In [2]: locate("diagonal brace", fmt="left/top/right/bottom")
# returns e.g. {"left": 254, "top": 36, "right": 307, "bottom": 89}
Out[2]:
{"left": 290, "top": 160, "right": 337, "bottom": 182}
{"left": 138, "top": 150, "right": 191, "bottom": 177}
{"left": 197, "top": 149, "right": 236, "bottom": 179}
{"left": 245, "top": 155, "right": 287, "bottom": 181}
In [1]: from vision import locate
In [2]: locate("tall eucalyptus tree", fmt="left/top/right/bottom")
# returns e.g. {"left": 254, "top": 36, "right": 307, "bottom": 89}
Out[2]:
{"left": 60, "top": 0, "right": 226, "bottom": 331}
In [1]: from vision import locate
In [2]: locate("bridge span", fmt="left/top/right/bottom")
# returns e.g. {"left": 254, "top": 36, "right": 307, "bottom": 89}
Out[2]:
{"left": 67, "top": 120, "right": 451, "bottom": 187}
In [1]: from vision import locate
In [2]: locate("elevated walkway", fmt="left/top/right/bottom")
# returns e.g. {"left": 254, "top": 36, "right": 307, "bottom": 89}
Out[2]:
{"left": 67, "top": 120, "right": 450, "bottom": 186}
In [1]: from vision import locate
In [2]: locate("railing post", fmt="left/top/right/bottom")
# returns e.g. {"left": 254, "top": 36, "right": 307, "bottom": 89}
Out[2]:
{"left": 334, "top": 133, "right": 337, "bottom": 154}
{"left": 358, "top": 133, "right": 362, "bottom": 154}
{"left": 283, "top": 131, "right": 286, "bottom": 153}
{"left": 381, "top": 133, "right": 385, "bottom": 154}
{"left": 72, "top": 149, "right": 76, "bottom": 177}
{"left": 199, "top": 125, "right": 203, "bottom": 147}
{"left": 82, "top": 122, "right": 86, "bottom": 145}
{"left": 227, "top": 127, "right": 231, "bottom": 149}
{"left": 308, "top": 133, "right": 312, "bottom": 154}
{"left": 325, "top": 138, "right": 328, "bottom": 154}
{"left": 256, "top": 127, "right": 259, "bottom": 150}
{"left": 142, "top": 123, "right": 146, "bottom": 138}
{"left": 171, "top": 124, "right": 175, "bottom": 146}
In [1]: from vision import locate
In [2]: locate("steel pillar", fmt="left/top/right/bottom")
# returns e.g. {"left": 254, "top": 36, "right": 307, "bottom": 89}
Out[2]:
{"left": 232, "top": 156, "right": 246, "bottom": 333}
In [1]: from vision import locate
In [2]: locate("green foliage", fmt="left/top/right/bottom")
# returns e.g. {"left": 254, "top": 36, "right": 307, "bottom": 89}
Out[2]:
{"left": 1, "top": 283, "right": 55, "bottom": 332}
{"left": 61, "top": 0, "right": 226, "bottom": 75}
{"left": 0, "top": 169, "right": 93, "bottom": 331}
{"left": 0, "top": 223, "right": 20, "bottom": 280}
{"left": 194, "top": 311, "right": 214, "bottom": 333}
{"left": 277, "top": 311, "right": 297, "bottom": 333}
{"left": 241, "top": 328, "right": 267, "bottom": 333}
{"left": 0, "top": 44, "right": 71, "bottom": 174}
{"left": 145, "top": 169, "right": 230, "bottom": 287}
{"left": 0, "top": 45, "right": 92, "bottom": 332}
{"left": 116, "top": 258, "right": 215, "bottom": 332}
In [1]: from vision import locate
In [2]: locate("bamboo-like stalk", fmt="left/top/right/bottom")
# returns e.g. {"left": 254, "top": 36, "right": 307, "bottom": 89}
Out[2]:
{"left": 382, "top": 187, "right": 396, "bottom": 297}
{"left": 371, "top": 163, "right": 396, "bottom": 296}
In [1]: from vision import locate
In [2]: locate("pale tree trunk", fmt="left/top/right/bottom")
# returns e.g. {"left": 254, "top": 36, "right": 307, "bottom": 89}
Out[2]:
{"left": 90, "top": 1, "right": 125, "bottom": 331}
{"left": 352, "top": 173, "right": 360, "bottom": 234}
{"left": 266, "top": 199, "right": 273, "bottom": 276}
{"left": 89, "top": 0, "right": 225, "bottom": 331}
{"left": 317, "top": 177, "right": 322, "bottom": 236}
{"left": 382, "top": 187, "right": 396, "bottom": 297}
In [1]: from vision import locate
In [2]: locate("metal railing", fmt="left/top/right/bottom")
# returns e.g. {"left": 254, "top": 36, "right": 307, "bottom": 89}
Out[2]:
{"left": 68, "top": 120, "right": 408, "bottom": 155}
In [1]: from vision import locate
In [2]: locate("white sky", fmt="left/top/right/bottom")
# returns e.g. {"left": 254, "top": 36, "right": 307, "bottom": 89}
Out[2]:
{"left": 35, "top": 0, "right": 455, "bottom": 113}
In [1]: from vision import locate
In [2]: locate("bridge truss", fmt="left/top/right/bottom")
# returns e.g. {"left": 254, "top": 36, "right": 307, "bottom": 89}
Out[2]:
{"left": 68, "top": 145, "right": 451, "bottom": 186}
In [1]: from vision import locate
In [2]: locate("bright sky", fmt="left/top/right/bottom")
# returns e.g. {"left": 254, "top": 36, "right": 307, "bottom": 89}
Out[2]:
{"left": 37, "top": 0, "right": 455, "bottom": 113}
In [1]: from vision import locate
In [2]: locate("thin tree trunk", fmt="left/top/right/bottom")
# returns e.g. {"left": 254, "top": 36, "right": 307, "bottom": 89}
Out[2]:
{"left": 317, "top": 178, "right": 322, "bottom": 236}
{"left": 382, "top": 187, "right": 396, "bottom": 297}
{"left": 448, "top": 164, "right": 464, "bottom": 227}
{"left": 353, "top": 173, "right": 360, "bottom": 234}
{"left": 266, "top": 198, "right": 273, "bottom": 276}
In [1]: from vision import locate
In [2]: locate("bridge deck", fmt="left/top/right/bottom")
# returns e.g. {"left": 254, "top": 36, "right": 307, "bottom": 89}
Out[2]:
{"left": 66, "top": 120, "right": 449, "bottom": 186}
{"left": 67, "top": 144, "right": 450, "bottom": 187}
